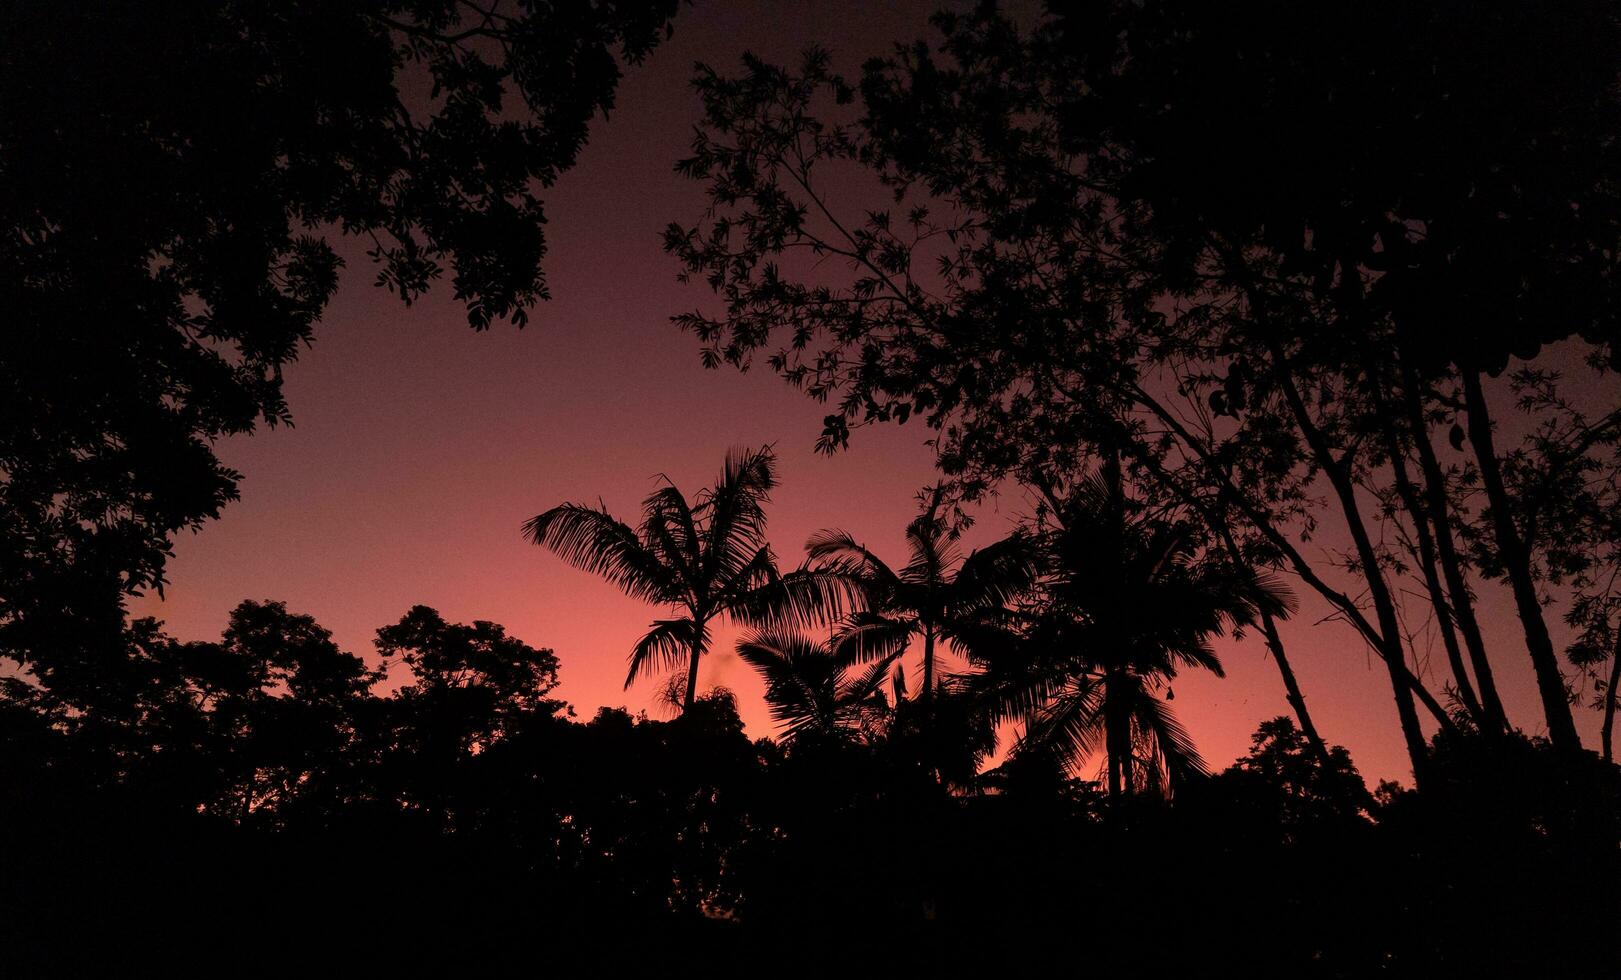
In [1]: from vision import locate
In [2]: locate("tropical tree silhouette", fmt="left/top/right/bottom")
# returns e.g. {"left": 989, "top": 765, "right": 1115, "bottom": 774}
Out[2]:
{"left": 991, "top": 465, "right": 1294, "bottom": 807}
{"left": 2, "top": 0, "right": 681, "bottom": 691}
{"left": 662, "top": 0, "right": 1621, "bottom": 774}
{"left": 736, "top": 626, "right": 891, "bottom": 744}
{"left": 804, "top": 495, "right": 1037, "bottom": 717}
{"left": 525, "top": 446, "right": 834, "bottom": 713}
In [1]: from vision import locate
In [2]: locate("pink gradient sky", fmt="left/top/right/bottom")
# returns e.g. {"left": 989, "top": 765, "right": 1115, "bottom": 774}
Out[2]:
{"left": 129, "top": 0, "right": 1609, "bottom": 786}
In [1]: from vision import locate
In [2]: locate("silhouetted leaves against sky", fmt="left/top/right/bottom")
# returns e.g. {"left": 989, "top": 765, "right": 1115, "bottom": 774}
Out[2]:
{"left": 1, "top": 0, "right": 679, "bottom": 683}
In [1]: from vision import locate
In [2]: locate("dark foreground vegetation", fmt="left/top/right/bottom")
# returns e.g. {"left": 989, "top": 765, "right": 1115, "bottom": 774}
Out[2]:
{"left": 5, "top": 621, "right": 1618, "bottom": 977}
{"left": 6, "top": 467, "right": 1621, "bottom": 976}
{"left": 7, "top": 0, "right": 1621, "bottom": 975}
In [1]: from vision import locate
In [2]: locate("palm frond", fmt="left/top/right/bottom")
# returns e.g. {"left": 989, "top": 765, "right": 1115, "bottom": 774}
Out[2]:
{"left": 1131, "top": 690, "right": 1208, "bottom": 796}
{"left": 1169, "top": 637, "right": 1224, "bottom": 678}
{"left": 700, "top": 446, "right": 776, "bottom": 582}
{"left": 963, "top": 614, "right": 1093, "bottom": 728}
{"left": 736, "top": 626, "right": 838, "bottom": 741}
{"left": 830, "top": 613, "right": 914, "bottom": 664}
{"left": 1246, "top": 570, "right": 1299, "bottom": 620}
{"left": 713, "top": 544, "right": 781, "bottom": 609}
{"left": 1018, "top": 677, "right": 1107, "bottom": 776}
{"left": 902, "top": 512, "right": 961, "bottom": 588}
{"left": 804, "top": 529, "right": 901, "bottom": 595}
{"left": 937, "top": 614, "right": 1025, "bottom": 668}
{"left": 641, "top": 487, "right": 701, "bottom": 595}
{"left": 626, "top": 618, "right": 707, "bottom": 689}
{"left": 948, "top": 531, "right": 1039, "bottom": 614}
{"left": 733, "top": 566, "right": 867, "bottom": 628}
{"left": 846, "top": 652, "right": 900, "bottom": 701}
{"left": 524, "top": 504, "right": 676, "bottom": 604}
{"left": 1141, "top": 520, "right": 1198, "bottom": 578}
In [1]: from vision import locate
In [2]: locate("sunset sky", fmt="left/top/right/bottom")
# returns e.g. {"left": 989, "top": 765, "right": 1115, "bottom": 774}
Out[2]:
{"left": 126, "top": 0, "right": 1606, "bottom": 787}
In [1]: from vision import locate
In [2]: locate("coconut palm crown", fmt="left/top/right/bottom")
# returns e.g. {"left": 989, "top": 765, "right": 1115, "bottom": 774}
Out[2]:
{"left": 989, "top": 464, "right": 1296, "bottom": 803}
{"left": 524, "top": 446, "right": 837, "bottom": 713}
{"left": 736, "top": 626, "right": 893, "bottom": 744}
{"left": 804, "top": 493, "right": 1040, "bottom": 714}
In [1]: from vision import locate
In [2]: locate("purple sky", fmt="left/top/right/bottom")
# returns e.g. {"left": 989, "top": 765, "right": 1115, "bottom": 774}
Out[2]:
{"left": 130, "top": 0, "right": 1612, "bottom": 786}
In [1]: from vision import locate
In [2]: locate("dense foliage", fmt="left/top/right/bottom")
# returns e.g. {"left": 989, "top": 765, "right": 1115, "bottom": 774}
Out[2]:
{"left": 666, "top": 0, "right": 1621, "bottom": 779}
{"left": 7, "top": 1, "right": 1621, "bottom": 974}
{"left": 1, "top": 0, "right": 680, "bottom": 694}
{"left": 5, "top": 596, "right": 1616, "bottom": 975}
{"left": 8, "top": 450, "right": 1621, "bottom": 973}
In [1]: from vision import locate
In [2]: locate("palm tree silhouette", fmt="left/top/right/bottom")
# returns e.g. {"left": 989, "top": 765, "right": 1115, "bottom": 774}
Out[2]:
{"left": 735, "top": 626, "right": 892, "bottom": 744}
{"left": 989, "top": 464, "right": 1294, "bottom": 807}
{"left": 804, "top": 493, "right": 1037, "bottom": 717}
{"left": 525, "top": 446, "right": 831, "bottom": 713}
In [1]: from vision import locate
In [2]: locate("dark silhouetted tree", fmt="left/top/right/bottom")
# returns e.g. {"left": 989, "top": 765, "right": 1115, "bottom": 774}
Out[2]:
{"left": 57, "top": 600, "right": 378, "bottom": 823}
{"left": 376, "top": 604, "right": 563, "bottom": 739}
{"left": 193, "top": 600, "right": 376, "bottom": 822}
{"left": 736, "top": 626, "right": 891, "bottom": 745}
{"left": 370, "top": 605, "right": 564, "bottom": 829}
{"left": 1207, "top": 717, "right": 1373, "bottom": 838}
{"left": 665, "top": 2, "right": 1619, "bottom": 772}
{"left": 988, "top": 465, "right": 1293, "bottom": 808}
{"left": 0, "top": 0, "right": 681, "bottom": 688}
{"left": 526, "top": 446, "right": 835, "bottom": 712}
{"left": 804, "top": 496, "right": 1036, "bottom": 716}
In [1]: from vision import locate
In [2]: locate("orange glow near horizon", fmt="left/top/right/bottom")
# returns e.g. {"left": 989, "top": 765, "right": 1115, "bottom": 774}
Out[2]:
{"left": 128, "top": 0, "right": 1609, "bottom": 789}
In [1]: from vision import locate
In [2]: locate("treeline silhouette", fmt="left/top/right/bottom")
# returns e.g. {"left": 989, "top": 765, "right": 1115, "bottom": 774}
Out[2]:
{"left": 0, "top": 0, "right": 679, "bottom": 708}
{"left": 6, "top": 0, "right": 1621, "bottom": 974}
{"left": 6, "top": 450, "right": 1618, "bottom": 975}
{"left": 666, "top": 0, "right": 1621, "bottom": 786}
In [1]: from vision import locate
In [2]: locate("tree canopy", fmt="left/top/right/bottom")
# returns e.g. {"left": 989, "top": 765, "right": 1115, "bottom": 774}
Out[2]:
{"left": 525, "top": 445, "right": 848, "bottom": 712}
{"left": 6, "top": 1, "right": 1621, "bottom": 974}
{"left": 666, "top": 0, "right": 1621, "bottom": 773}
{"left": 1, "top": 0, "right": 680, "bottom": 685}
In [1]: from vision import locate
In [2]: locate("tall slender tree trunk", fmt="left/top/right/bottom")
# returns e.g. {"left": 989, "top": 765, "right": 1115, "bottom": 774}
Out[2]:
{"left": 1106, "top": 747, "right": 1123, "bottom": 822}
{"left": 1376, "top": 403, "right": 1487, "bottom": 728}
{"left": 1269, "top": 346, "right": 1431, "bottom": 783}
{"left": 918, "top": 621, "right": 943, "bottom": 786}
{"left": 1211, "top": 517, "right": 1332, "bottom": 766}
{"left": 1459, "top": 368, "right": 1581, "bottom": 753}
{"left": 1399, "top": 364, "right": 1510, "bottom": 732}
{"left": 1120, "top": 377, "right": 1457, "bottom": 734}
{"left": 1359, "top": 339, "right": 1489, "bottom": 730}
{"left": 1120, "top": 718, "right": 1136, "bottom": 798}
{"left": 1104, "top": 675, "right": 1127, "bottom": 823}
{"left": 1219, "top": 251, "right": 1433, "bottom": 780}
{"left": 1259, "top": 610, "right": 1333, "bottom": 769}
{"left": 921, "top": 623, "right": 935, "bottom": 713}
{"left": 683, "top": 614, "right": 708, "bottom": 713}
{"left": 1604, "top": 631, "right": 1621, "bottom": 765}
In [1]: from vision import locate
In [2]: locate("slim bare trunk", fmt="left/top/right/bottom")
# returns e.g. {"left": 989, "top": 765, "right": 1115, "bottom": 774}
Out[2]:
{"left": 1204, "top": 250, "right": 1437, "bottom": 779}
{"left": 1106, "top": 745, "right": 1123, "bottom": 812}
{"left": 1604, "top": 632, "right": 1621, "bottom": 765}
{"left": 1119, "top": 397, "right": 1455, "bottom": 732}
{"left": 683, "top": 615, "right": 707, "bottom": 713}
{"left": 1356, "top": 344, "right": 1491, "bottom": 731}
{"left": 1375, "top": 400, "right": 1487, "bottom": 727}
{"left": 1211, "top": 515, "right": 1332, "bottom": 766}
{"left": 921, "top": 624, "right": 935, "bottom": 712}
{"left": 1260, "top": 610, "right": 1333, "bottom": 769}
{"left": 1399, "top": 364, "right": 1510, "bottom": 732}
{"left": 1105, "top": 674, "right": 1128, "bottom": 821}
{"left": 1459, "top": 368, "right": 1581, "bottom": 753}
{"left": 1269, "top": 346, "right": 1431, "bottom": 782}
